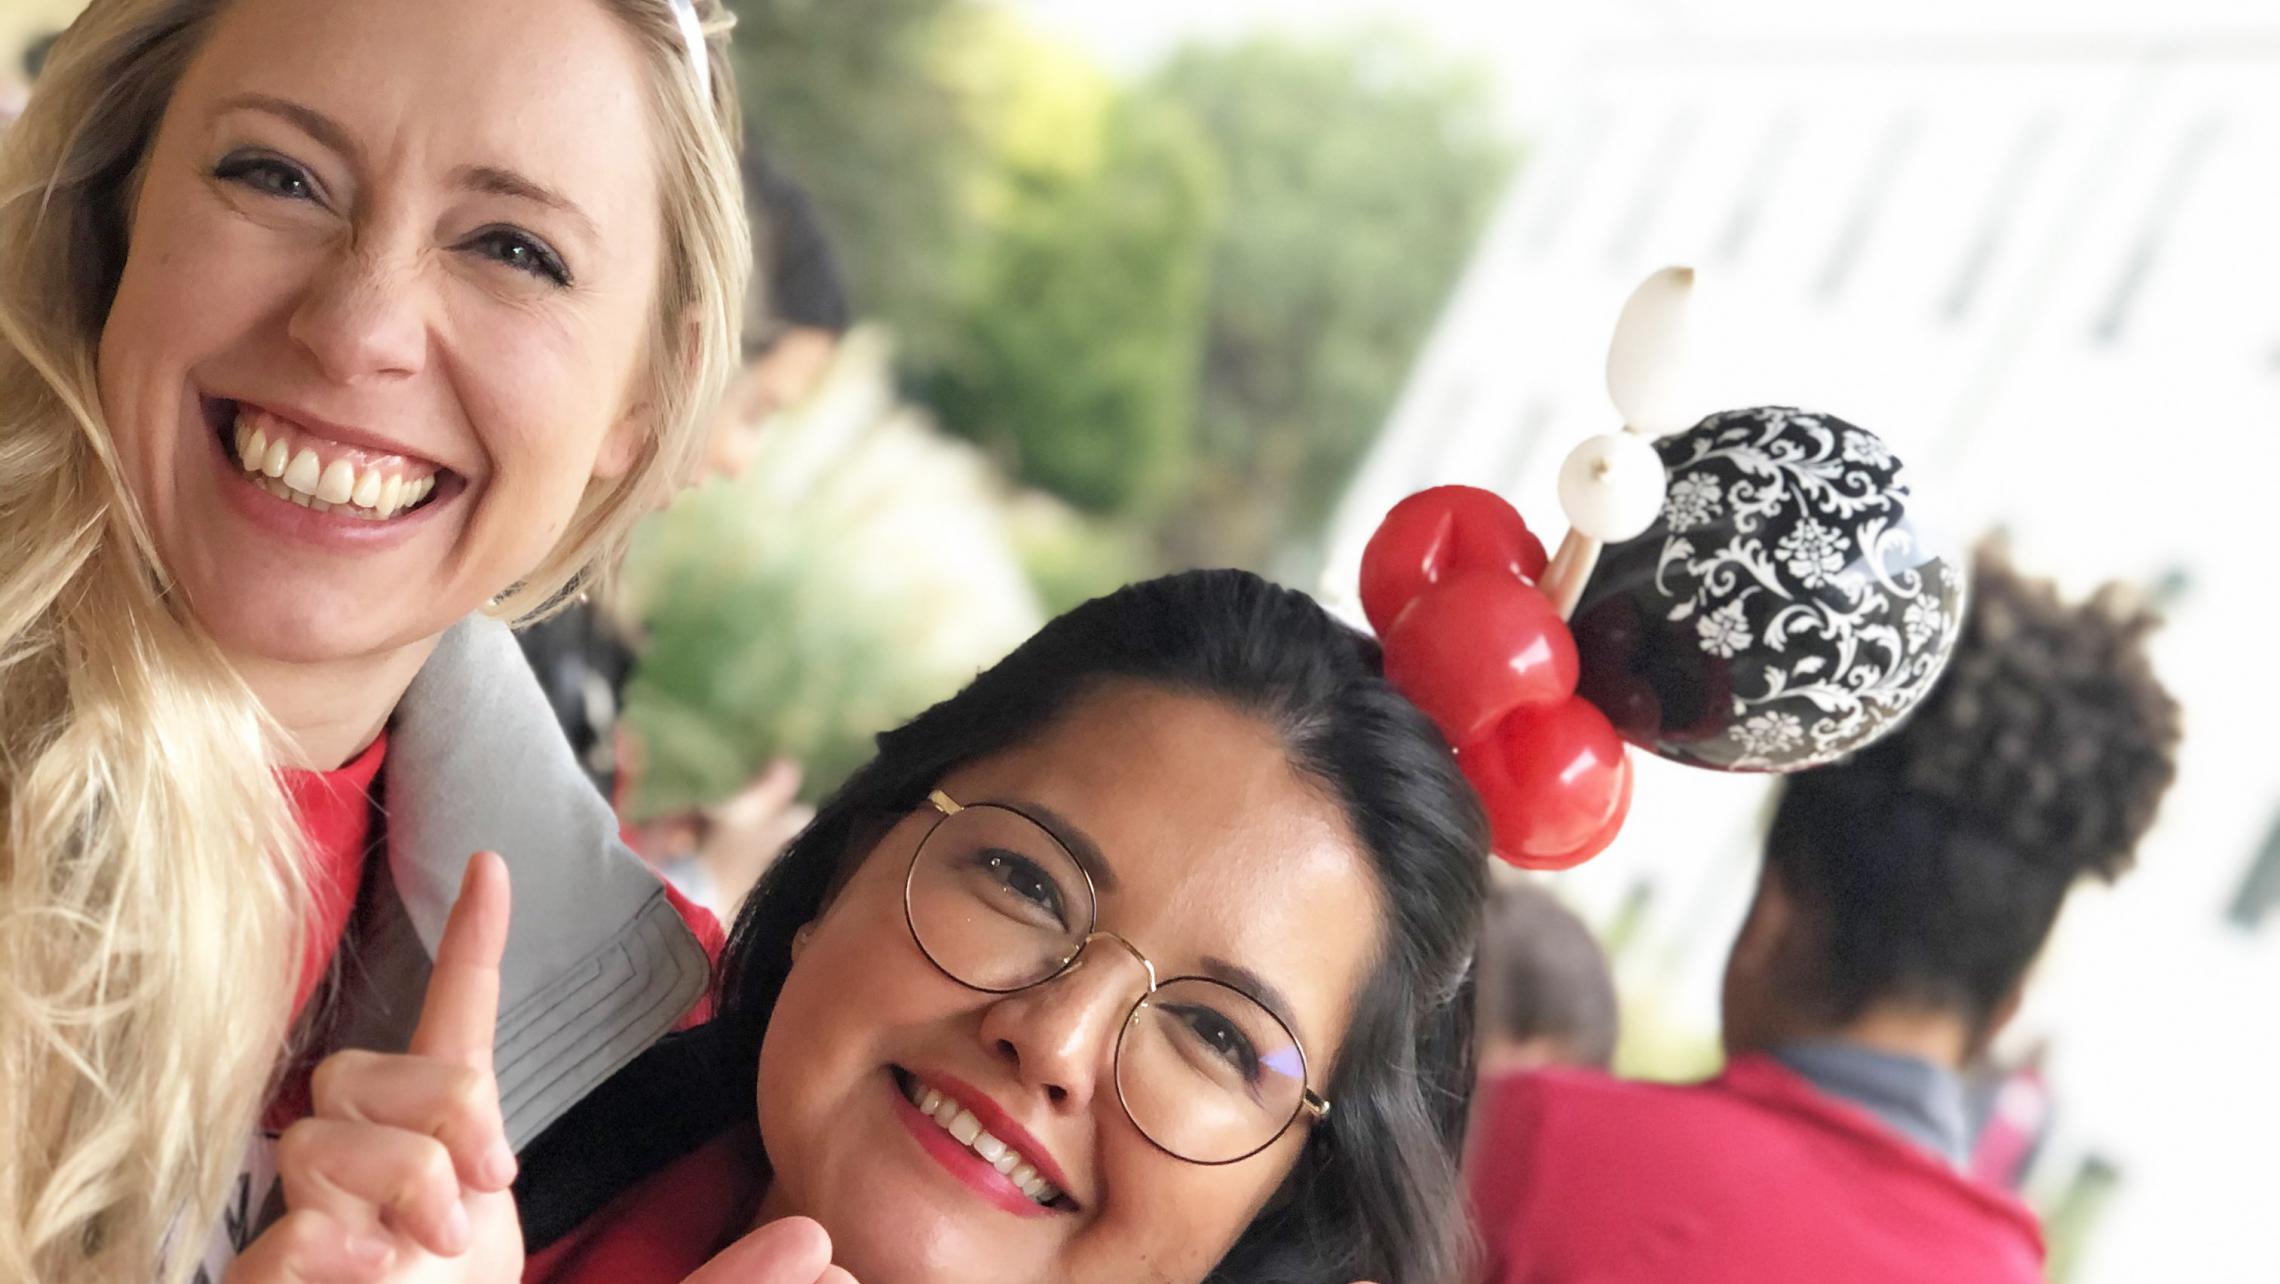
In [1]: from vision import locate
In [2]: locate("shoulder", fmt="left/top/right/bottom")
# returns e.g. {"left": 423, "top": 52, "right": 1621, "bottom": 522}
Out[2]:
{"left": 525, "top": 1128, "right": 763, "bottom": 1284}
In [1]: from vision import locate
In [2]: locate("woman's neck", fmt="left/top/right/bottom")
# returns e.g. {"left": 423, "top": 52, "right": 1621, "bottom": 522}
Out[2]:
{"left": 233, "top": 639, "right": 443, "bottom": 770}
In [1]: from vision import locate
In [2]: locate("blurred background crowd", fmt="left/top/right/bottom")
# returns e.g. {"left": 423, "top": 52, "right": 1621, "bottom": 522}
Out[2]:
{"left": 8, "top": 0, "right": 2273, "bottom": 1279}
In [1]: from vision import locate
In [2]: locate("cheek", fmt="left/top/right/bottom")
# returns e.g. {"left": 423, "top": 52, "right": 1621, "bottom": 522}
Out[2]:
{"left": 454, "top": 322, "right": 647, "bottom": 536}
{"left": 756, "top": 888, "right": 952, "bottom": 1133}
{"left": 99, "top": 185, "right": 303, "bottom": 472}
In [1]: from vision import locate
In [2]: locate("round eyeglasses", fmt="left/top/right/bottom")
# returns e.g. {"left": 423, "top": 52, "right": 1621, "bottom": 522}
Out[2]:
{"left": 901, "top": 790, "right": 1331, "bottom": 1165}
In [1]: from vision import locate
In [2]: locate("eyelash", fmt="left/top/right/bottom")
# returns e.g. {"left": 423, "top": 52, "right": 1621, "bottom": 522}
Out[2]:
{"left": 214, "top": 153, "right": 319, "bottom": 202}
{"left": 212, "top": 152, "right": 575, "bottom": 289}
{"left": 460, "top": 228, "right": 574, "bottom": 288}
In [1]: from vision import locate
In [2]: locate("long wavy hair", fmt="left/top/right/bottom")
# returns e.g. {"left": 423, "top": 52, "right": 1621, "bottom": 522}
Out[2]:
{"left": 0, "top": 3, "right": 748, "bottom": 1280}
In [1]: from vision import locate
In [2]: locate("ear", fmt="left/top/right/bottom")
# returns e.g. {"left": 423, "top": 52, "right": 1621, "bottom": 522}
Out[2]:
{"left": 790, "top": 920, "right": 817, "bottom": 962}
{"left": 592, "top": 402, "right": 650, "bottom": 483}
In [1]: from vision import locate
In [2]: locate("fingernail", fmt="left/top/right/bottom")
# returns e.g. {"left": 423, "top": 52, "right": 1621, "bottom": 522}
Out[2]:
{"left": 482, "top": 1139, "right": 519, "bottom": 1189}
{"left": 440, "top": 1200, "right": 471, "bottom": 1252}
{"left": 346, "top": 1232, "right": 392, "bottom": 1265}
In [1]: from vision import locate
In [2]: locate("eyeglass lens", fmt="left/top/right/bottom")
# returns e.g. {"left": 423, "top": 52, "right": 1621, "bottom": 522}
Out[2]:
{"left": 906, "top": 802, "right": 1310, "bottom": 1163}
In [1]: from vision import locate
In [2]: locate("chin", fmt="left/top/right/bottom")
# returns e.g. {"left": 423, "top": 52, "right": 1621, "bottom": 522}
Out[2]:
{"left": 190, "top": 580, "right": 450, "bottom": 669}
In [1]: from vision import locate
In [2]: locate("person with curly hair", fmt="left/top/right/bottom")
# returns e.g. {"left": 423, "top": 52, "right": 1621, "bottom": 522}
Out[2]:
{"left": 1468, "top": 545, "right": 2182, "bottom": 1284}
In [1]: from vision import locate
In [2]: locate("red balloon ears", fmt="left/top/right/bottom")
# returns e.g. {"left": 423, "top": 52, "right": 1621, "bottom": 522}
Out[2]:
{"left": 1361, "top": 485, "right": 1632, "bottom": 870}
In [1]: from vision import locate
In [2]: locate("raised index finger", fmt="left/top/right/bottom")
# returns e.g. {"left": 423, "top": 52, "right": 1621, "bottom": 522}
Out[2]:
{"left": 408, "top": 851, "right": 511, "bottom": 1075}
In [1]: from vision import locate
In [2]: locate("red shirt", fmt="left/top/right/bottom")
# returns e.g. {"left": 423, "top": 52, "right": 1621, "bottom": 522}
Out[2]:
{"left": 267, "top": 735, "right": 388, "bottom": 1128}
{"left": 1469, "top": 1057, "right": 2046, "bottom": 1284}
{"left": 525, "top": 1130, "right": 765, "bottom": 1283}
{"left": 281, "top": 734, "right": 389, "bottom": 1019}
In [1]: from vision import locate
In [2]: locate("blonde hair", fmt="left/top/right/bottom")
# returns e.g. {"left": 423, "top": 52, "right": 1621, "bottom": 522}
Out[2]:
{"left": 0, "top": 2, "right": 748, "bottom": 1280}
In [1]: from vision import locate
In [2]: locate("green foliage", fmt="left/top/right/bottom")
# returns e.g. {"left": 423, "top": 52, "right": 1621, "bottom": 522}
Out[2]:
{"left": 1002, "top": 495, "right": 1163, "bottom": 619}
{"left": 1150, "top": 34, "right": 1515, "bottom": 568}
{"left": 615, "top": 481, "right": 917, "bottom": 816}
{"left": 921, "top": 18, "right": 1220, "bottom": 516}
{"left": 726, "top": 0, "right": 977, "bottom": 371}
{"left": 724, "top": 10, "right": 1511, "bottom": 566}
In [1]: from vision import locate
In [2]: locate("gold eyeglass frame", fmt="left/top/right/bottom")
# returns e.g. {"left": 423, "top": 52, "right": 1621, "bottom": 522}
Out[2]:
{"left": 901, "top": 789, "right": 1332, "bottom": 1166}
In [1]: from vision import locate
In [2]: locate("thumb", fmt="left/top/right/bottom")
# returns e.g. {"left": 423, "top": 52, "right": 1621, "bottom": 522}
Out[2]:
{"left": 408, "top": 851, "right": 511, "bottom": 1074}
{"left": 682, "top": 1216, "right": 834, "bottom": 1284}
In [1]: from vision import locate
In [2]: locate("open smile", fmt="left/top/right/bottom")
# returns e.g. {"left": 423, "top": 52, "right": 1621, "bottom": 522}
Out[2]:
{"left": 890, "top": 1067, "right": 1080, "bottom": 1217}
{"left": 202, "top": 396, "right": 461, "bottom": 522}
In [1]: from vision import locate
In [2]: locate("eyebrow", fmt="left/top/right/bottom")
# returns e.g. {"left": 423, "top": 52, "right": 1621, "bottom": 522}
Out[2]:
{"left": 1004, "top": 799, "right": 1121, "bottom": 895}
{"left": 1203, "top": 955, "right": 1307, "bottom": 1049}
{"left": 450, "top": 164, "right": 600, "bottom": 245}
{"left": 214, "top": 93, "right": 362, "bottom": 166}
{"left": 211, "top": 94, "right": 597, "bottom": 244}
{"left": 992, "top": 797, "right": 1310, "bottom": 1047}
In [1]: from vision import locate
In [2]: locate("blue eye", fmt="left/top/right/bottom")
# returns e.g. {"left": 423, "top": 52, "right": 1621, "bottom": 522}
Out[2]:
{"left": 214, "top": 154, "right": 318, "bottom": 202}
{"left": 464, "top": 227, "right": 573, "bottom": 288}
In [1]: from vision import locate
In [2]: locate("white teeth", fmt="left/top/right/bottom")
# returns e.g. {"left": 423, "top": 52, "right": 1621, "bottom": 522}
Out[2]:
{"left": 901, "top": 1077, "right": 1062, "bottom": 1207}
{"left": 283, "top": 448, "right": 321, "bottom": 494}
{"left": 316, "top": 458, "right": 357, "bottom": 504}
{"left": 947, "top": 1109, "right": 983, "bottom": 1147}
{"left": 231, "top": 412, "right": 436, "bottom": 519}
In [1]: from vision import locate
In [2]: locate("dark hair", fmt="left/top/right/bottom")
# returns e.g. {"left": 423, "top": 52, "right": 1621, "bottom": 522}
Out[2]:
{"left": 1763, "top": 545, "right": 2181, "bottom": 1034}
{"left": 706, "top": 569, "right": 1486, "bottom": 1284}
{"left": 1478, "top": 881, "right": 1618, "bottom": 1069}
{"left": 741, "top": 148, "right": 851, "bottom": 357}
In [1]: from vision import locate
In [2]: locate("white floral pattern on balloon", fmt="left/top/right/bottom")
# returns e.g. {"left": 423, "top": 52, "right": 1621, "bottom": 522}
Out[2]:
{"left": 1575, "top": 406, "right": 1967, "bottom": 773}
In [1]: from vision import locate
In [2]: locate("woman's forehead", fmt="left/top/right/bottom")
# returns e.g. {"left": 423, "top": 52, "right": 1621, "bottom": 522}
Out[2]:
{"left": 940, "top": 686, "right": 1386, "bottom": 1033}
{"left": 181, "top": 0, "right": 661, "bottom": 220}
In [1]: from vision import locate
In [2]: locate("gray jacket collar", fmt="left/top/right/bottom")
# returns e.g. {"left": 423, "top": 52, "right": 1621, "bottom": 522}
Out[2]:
{"left": 1770, "top": 1041, "right": 1971, "bottom": 1167}
{"left": 331, "top": 614, "right": 710, "bottom": 1149}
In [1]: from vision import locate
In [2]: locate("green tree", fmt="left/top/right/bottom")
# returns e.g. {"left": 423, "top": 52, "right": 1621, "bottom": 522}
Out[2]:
{"left": 1150, "top": 34, "right": 1515, "bottom": 571}
{"left": 922, "top": 17, "right": 1220, "bottom": 516}
{"left": 726, "top": 0, "right": 977, "bottom": 371}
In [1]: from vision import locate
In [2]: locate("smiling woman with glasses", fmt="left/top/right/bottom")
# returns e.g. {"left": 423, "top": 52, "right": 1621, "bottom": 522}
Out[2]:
{"left": 241, "top": 569, "right": 1491, "bottom": 1284}
{"left": 904, "top": 789, "right": 1332, "bottom": 1167}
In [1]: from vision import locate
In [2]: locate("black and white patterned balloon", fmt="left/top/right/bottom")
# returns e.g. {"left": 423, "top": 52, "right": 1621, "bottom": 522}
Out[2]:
{"left": 1570, "top": 406, "right": 1966, "bottom": 773}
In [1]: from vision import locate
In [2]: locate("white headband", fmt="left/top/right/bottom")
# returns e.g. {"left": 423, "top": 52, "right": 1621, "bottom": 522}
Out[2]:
{"left": 669, "top": 0, "right": 712, "bottom": 102}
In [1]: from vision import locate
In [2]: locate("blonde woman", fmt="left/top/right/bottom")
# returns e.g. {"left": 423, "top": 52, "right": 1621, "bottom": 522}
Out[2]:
{"left": 0, "top": 0, "right": 754, "bottom": 1280}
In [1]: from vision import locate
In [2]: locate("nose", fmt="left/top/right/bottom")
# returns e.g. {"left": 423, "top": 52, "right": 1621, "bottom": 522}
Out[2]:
{"left": 286, "top": 244, "right": 429, "bottom": 386}
{"left": 976, "top": 933, "right": 1154, "bottom": 1116}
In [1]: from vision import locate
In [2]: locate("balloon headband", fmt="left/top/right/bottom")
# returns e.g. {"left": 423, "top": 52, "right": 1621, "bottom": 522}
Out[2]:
{"left": 1364, "top": 268, "right": 1967, "bottom": 871}
{"left": 669, "top": 0, "right": 713, "bottom": 102}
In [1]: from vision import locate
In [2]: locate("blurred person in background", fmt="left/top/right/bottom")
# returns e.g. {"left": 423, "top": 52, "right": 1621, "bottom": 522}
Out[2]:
{"left": 1468, "top": 547, "right": 2181, "bottom": 1284}
{"left": 519, "top": 143, "right": 850, "bottom": 920}
{"left": 1475, "top": 880, "right": 1619, "bottom": 1075}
